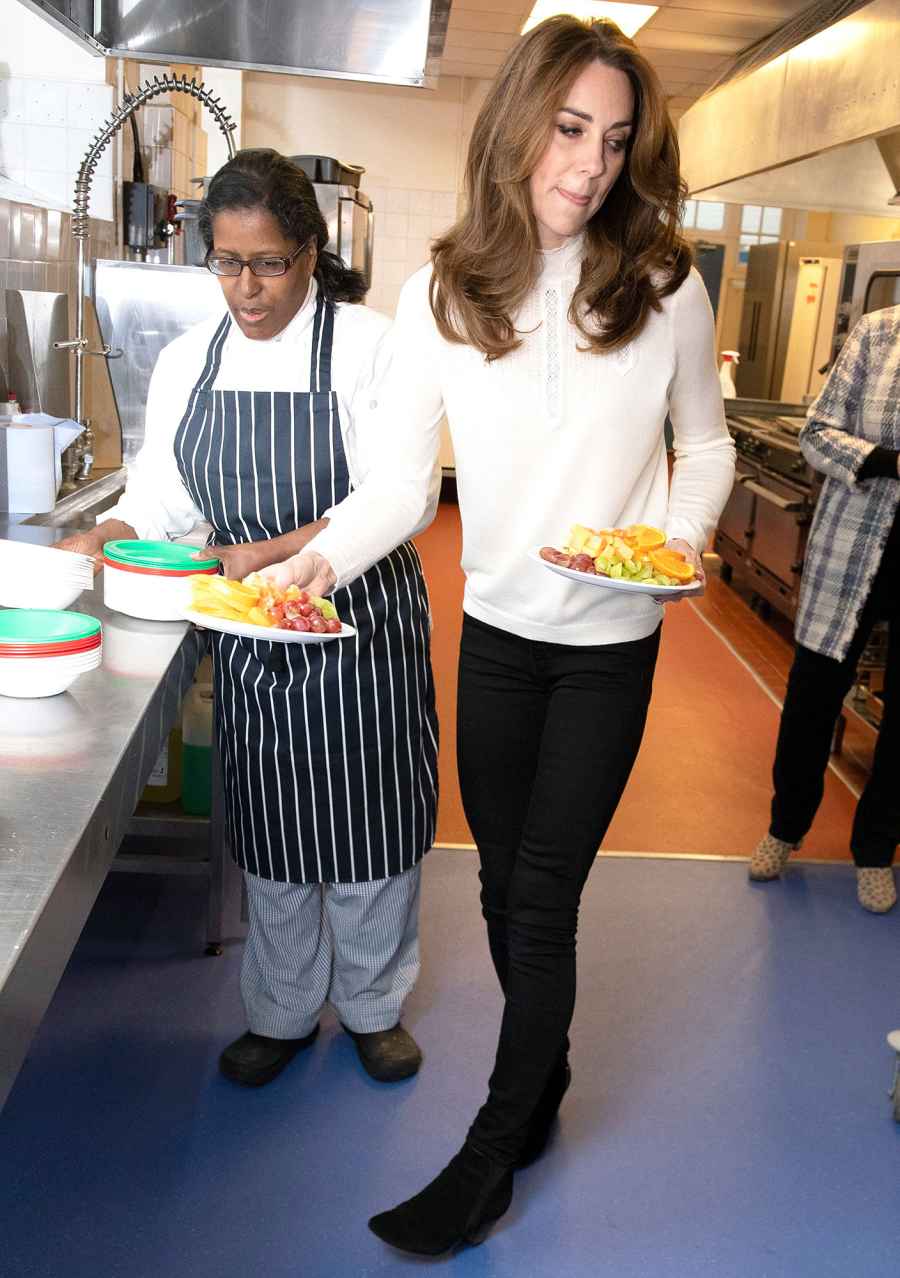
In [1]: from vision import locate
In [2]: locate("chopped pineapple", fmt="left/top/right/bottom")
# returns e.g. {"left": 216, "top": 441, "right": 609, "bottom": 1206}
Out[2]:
{"left": 565, "top": 523, "right": 596, "bottom": 554}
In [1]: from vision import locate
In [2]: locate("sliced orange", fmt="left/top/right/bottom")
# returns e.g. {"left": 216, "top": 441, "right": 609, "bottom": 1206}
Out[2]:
{"left": 648, "top": 547, "right": 696, "bottom": 582}
{"left": 625, "top": 524, "right": 667, "bottom": 551}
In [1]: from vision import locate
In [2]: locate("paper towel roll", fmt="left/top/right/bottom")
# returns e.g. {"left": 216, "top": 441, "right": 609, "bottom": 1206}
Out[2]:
{"left": 0, "top": 423, "right": 57, "bottom": 514}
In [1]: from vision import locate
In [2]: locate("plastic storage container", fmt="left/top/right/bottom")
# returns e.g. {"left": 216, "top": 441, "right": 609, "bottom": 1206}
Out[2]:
{"left": 182, "top": 658, "right": 213, "bottom": 816}
{"left": 102, "top": 540, "right": 219, "bottom": 621}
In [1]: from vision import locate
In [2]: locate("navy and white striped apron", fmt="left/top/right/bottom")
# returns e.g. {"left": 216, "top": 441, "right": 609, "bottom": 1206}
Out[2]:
{"left": 173, "top": 296, "right": 438, "bottom": 884}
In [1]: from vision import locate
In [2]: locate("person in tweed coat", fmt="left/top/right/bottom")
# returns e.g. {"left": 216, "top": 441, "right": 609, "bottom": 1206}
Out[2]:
{"left": 749, "top": 304, "right": 900, "bottom": 912}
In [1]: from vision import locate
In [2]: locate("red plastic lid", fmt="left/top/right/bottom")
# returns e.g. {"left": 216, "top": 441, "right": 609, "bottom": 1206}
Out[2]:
{"left": 0, "top": 633, "right": 102, "bottom": 657}
{"left": 103, "top": 556, "right": 218, "bottom": 577}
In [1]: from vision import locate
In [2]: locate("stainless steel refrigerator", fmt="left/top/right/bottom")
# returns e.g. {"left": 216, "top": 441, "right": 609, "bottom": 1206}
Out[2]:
{"left": 735, "top": 240, "right": 839, "bottom": 400}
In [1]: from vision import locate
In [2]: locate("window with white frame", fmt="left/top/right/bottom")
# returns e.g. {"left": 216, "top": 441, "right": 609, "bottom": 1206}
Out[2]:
{"left": 738, "top": 205, "right": 782, "bottom": 263}
{"left": 681, "top": 199, "right": 726, "bottom": 232}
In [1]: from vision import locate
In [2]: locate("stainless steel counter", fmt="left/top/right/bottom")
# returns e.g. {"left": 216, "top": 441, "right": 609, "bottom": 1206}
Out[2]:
{"left": 24, "top": 467, "right": 127, "bottom": 530}
{"left": 0, "top": 516, "right": 204, "bottom": 1109}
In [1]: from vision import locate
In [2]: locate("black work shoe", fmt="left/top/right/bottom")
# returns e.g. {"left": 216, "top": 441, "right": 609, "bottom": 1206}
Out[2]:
{"left": 219, "top": 1024, "right": 319, "bottom": 1087}
{"left": 344, "top": 1023, "right": 422, "bottom": 1082}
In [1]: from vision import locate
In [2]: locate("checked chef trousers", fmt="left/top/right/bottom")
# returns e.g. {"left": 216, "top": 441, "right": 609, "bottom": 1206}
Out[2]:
{"left": 240, "top": 865, "right": 422, "bottom": 1038}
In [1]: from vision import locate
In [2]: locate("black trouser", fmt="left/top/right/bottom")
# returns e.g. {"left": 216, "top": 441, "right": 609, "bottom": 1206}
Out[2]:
{"left": 770, "top": 544, "right": 900, "bottom": 868}
{"left": 456, "top": 613, "right": 661, "bottom": 1164}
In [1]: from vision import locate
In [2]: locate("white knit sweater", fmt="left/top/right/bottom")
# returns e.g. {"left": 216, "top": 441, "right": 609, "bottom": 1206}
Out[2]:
{"left": 310, "top": 234, "right": 735, "bottom": 645}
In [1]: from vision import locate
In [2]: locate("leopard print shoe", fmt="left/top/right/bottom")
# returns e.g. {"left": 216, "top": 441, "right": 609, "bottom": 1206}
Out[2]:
{"left": 748, "top": 833, "right": 799, "bottom": 881}
{"left": 856, "top": 868, "right": 897, "bottom": 914}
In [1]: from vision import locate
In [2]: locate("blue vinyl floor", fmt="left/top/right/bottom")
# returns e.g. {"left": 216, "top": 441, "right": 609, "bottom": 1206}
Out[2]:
{"left": 1, "top": 849, "right": 898, "bottom": 1278}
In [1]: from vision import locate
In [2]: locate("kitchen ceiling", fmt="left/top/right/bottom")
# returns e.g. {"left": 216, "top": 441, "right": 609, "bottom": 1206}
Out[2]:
{"left": 437, "top": 0, "right": 815, "bottom": 118}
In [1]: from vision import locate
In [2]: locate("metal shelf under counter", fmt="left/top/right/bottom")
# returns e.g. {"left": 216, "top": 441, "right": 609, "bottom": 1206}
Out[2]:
{"left": 0, "top": 517, "right": 239, "bottom": 1112}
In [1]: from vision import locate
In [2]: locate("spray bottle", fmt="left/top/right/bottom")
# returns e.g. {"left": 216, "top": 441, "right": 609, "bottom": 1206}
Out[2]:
{"left": 719, "top": 352, "right": 740, "bottom": 398}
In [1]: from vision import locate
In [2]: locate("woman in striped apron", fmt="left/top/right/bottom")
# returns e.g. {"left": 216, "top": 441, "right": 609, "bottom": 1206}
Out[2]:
{"left": 64, "top": 150, "right": 439, "bottom": 1087}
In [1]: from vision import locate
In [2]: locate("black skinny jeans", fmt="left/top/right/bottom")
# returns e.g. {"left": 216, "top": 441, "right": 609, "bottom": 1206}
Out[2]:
{"left": 457, "top": 613, "right": 661, "bottom": 1165}
{"left": 770, "top": 535, "right": 900, "bottom": 867}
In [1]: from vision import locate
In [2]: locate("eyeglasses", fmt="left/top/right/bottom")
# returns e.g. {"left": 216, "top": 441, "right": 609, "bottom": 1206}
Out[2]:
{"left": 206, "top": 242, "right": 308, "bottom": 277}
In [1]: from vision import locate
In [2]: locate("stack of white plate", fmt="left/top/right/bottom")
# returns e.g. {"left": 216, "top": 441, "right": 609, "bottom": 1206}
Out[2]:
{"left": 0, "top": 538, "right": 95, "bottom": 609}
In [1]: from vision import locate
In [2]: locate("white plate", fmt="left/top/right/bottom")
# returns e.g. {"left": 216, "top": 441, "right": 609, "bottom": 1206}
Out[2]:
{"left": 529, "top": 549, "right": 703, "bottom": 596}
{"left": 184, "top": 609, "right": 356, "bottom": 643}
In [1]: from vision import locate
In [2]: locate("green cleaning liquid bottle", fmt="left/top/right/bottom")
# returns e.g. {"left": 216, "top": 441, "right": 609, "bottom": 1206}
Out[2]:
{"left": 182, "top": 672, "right": 213, "bottom": 817}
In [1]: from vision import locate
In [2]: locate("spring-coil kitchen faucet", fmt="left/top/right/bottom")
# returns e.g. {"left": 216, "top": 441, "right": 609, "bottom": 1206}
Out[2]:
{"left": 54, "top": 73, "right": 237, "bottom": 446}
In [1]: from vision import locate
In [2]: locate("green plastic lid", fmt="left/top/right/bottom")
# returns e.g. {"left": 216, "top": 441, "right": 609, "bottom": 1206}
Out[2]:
{"left": 0, "top": 608, "right": 101, "bottom": 644}
{"left": 102, "top": 539, "right": 220, "bottom": 573}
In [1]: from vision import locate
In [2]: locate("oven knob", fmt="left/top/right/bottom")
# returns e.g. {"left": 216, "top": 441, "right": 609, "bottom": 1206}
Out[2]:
{"left": 792, "top": 459, "right": 805, "bottom": 474}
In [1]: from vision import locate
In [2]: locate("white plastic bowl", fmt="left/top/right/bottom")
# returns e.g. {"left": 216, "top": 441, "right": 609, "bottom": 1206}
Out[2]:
{"left": 0, "top": 647, "right": 102, "bottom": 698}
{"left": 1, "top": 575, "right": 90, "bottom": 610}
{"left": 0, "top": 540, "right": 94, "bottom": 609}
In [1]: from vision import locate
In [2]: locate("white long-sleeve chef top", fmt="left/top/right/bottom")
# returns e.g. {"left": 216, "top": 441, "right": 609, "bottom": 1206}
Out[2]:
{"left": 308, "top": 235, "right": 736, "bottom": 646}
{"left": 106, "top": 278, "right": 440, "bottom": 541}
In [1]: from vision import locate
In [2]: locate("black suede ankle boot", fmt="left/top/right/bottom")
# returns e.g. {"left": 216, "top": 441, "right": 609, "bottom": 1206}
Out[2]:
{"left": 516, "top": 1057, "right": 572, "bottom": 1169}
{"left": 368, "top": 1140, "right": 514, "bottom": 1256}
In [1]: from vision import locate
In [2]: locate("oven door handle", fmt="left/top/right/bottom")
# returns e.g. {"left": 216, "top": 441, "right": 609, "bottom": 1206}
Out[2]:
{"left": 740, "top": 479, "right": 805, "bottom": 512}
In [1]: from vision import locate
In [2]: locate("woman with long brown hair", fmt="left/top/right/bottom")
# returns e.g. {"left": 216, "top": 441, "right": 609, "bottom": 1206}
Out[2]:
{"left": 265, "top": 16, "right": 734, "bottom": 1253}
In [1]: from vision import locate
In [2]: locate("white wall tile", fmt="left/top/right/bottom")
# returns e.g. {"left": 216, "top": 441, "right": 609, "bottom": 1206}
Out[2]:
{"left": 407, "top": 239, "right": 431, "bottom": 270}
{"left": 0, "top": 122, "right": 26, "bottom": 169}
{"left": 24, "top": 80, "right": 68, "bottom": 127}
{"left": 4, "top": 5, "right": 107, "bottom": 82}
{"left": 433, "top": 191, "right": 457, "bottom": 220}
{"left": 90, "top": 178, "right": 113, "bottom": 223}
{"left": 408, "top": 213, "right": 431, "bottom": 240}
{"left": 430, "top": 215, "right": 452, "bottom": 237}
{"left": 376, "top": 259, "right": 410, "bottom": 287}
{"left": 67, "top": 128, "right": 112, "bottom": 178}
{"left": 24, "top": 124, "right": 68, "bottom": 173}
{"left": 24, "top": 170, "right": 69, "bottom": 207}
{"left": 65, "top": 82, "right": 113, "bottom": 132}
{"left": 0, "top": 79, "right": 26, "bottom": 125}
{"left": 409, "top": 189, "right": 432, "bottom": 215}
{"left": 384, "top": 212, "right": 408, "bottom": 237}
{"left": 385, "top": 187, "right": 409, "bottom": 213}
{"left": 375, "top": 235, "right": 407, "bottom": 263}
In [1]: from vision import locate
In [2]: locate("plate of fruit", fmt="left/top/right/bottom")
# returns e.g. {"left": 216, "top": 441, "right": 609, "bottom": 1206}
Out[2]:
{"left": 532, "top": 524, "right": 702, "bottom": 595}
{"left": 185, "top": 573, "right": 356, "bottom": 642}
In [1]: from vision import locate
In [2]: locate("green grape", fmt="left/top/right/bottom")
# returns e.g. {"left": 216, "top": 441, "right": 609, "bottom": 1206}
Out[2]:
{"left": 310, "top": 595, "right": 338, "bottom": 619}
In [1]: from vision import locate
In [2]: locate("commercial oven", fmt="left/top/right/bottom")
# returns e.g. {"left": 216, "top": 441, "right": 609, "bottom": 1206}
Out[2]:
{"left": 713, "top": 403, "right": 816, "bottom": 619}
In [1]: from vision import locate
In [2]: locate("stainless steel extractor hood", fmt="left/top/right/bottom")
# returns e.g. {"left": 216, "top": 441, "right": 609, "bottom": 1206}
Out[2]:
{"left": 875, "top": 131, "right": 900, "bottom": 206}
{"left": 17, "top": 0, "right": 452, "bottom": 88}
